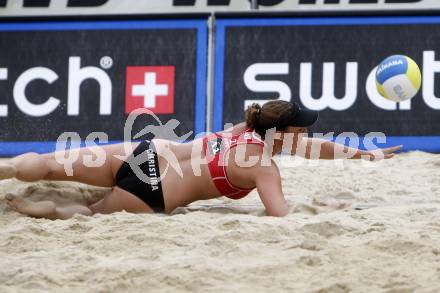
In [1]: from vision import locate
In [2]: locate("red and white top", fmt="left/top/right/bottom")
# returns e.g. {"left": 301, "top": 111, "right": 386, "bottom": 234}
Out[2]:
{"left": 202, "top": 128, "right": 265, "bottom": 200}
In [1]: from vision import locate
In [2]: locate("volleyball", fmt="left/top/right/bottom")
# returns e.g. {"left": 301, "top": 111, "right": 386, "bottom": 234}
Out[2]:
{"left": 375, "top": 55, "right": 422, "bottom": 102}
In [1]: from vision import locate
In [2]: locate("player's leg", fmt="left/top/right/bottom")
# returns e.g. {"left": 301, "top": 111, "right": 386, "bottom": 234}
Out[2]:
{"left": 88, "top": 187, "right": 154, "bottom": 214}
{"left": 5, "top": 193, "right": 92, "bottom": 220}
{"left": 0, "top": 142, "right": 136, "bottom": 187}
{"left": 6, "top": 187, "right": 153, "bottom": 219}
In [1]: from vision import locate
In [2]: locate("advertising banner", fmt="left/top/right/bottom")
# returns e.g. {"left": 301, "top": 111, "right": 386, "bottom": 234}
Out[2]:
{"left": 213, "top": 16, "right": 440, "bottom": 152}
{"left": 1, "top": 0, "right": 439, "bottom": 17}
{"left": 0, "top": 0, "right": 250, "bottom": 16}
{"left": 0, "top": 20, "right": 207, "bottom": 156}
{"left": 257, "top": 0, "right": 440, "bottom": 11}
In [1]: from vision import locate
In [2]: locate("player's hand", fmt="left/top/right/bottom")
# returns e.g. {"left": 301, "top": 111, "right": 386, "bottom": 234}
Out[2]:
{"left": 362, "top": 145, "right": 403, "bottom": 161}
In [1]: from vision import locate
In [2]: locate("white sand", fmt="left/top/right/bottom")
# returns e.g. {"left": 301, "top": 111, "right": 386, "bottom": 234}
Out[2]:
{"left": 1, "top": 152, "right": 440, "bottom": 292}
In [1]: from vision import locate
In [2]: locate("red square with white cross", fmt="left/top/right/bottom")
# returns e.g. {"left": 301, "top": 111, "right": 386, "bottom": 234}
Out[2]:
{"left": 125, "top": 66, "right": 175, "bottom": 114}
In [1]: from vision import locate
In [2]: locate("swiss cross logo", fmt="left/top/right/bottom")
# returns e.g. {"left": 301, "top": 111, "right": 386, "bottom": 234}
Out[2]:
{"left": 125, "top": 66, "right": 175, "bottom": 114}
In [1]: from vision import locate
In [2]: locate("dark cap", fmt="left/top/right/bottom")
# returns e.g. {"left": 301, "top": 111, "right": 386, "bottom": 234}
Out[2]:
{"left": 276, "top": 102, "right": 319, "bottom": 128}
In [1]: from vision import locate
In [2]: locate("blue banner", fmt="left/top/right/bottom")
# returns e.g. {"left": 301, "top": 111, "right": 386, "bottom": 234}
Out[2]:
{"left": 0, "top": 19, "right": 207, "bottom": 156}
{"left": 213, "top": 16, "right": 440, "bottom": 152}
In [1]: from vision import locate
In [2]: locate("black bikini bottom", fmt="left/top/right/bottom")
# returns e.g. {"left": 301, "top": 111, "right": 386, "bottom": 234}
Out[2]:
{"left": 115, "top": 140, "right": 165, "bottom": 213}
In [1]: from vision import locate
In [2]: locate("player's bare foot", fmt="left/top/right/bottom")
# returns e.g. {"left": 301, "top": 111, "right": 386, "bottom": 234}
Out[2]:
{"left": 5, "top": 194, "right": 56, "bottom": 218}
{"left": 0, "top": 163, "right": 16, "bottom": 180}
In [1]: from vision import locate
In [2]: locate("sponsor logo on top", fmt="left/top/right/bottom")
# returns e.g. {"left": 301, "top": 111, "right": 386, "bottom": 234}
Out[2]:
{"left": 376, "top": 59, "right": 404, "bottom": 75}
{"left": 0, "top": 57, "right": 176, "bottom": 117}
{"left": 125, "top": 66, "right": 175, "bottom": 114}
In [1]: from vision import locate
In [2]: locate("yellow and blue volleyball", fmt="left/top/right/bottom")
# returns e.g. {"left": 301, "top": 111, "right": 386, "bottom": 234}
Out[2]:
{"left": 375, "top": 55, "right": 422, "bottom": 102}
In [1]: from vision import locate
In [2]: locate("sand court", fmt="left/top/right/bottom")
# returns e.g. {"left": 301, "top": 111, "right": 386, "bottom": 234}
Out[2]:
{"left": 1, "top": 152, "right": 440, "bottom": 292}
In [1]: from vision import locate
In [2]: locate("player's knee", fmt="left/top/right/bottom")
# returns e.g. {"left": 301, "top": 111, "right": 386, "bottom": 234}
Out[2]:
{"left": 88, "top": 204, "right": 97, "bottom": 215}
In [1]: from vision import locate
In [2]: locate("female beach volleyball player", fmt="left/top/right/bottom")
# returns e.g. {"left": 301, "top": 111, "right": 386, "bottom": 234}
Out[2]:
{"left": 1, "top": 100, "right": 401, "bottom": 219}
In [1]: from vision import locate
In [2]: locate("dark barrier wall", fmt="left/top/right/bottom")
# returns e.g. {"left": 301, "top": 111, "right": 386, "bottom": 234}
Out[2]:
{"left": 0, "top": 20, "right": 207, "bottom": 156}
{"left": 213, "top": 16, "right": 440, "bottom": 152}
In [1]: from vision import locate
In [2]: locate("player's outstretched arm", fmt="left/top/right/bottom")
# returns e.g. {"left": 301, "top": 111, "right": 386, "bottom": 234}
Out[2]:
{"left": 293, "top": 138, "right": 402, "bottom": 160}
